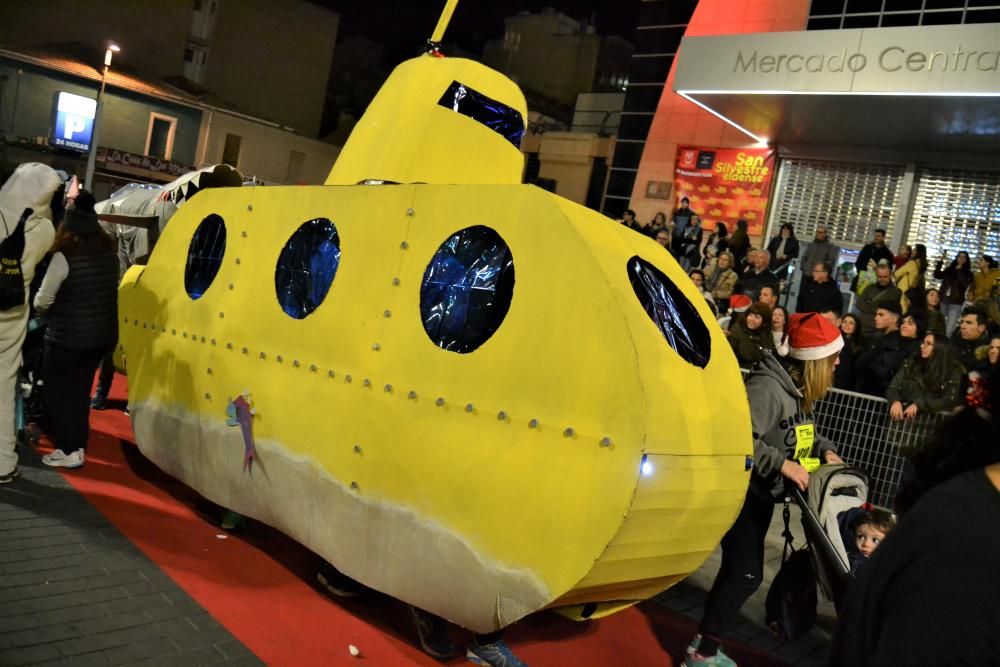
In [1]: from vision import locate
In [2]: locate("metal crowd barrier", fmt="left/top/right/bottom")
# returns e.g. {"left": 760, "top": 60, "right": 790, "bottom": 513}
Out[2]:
{"left": 738, "top": 369, "right": 947, "bottom": 508}
{"left": 811, "top": 387, "right": 947, "bottom": 508}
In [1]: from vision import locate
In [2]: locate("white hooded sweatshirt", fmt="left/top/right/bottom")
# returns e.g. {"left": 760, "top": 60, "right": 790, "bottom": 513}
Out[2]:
{"left": 0, "top": 163, "right": 59, "bottom": 475}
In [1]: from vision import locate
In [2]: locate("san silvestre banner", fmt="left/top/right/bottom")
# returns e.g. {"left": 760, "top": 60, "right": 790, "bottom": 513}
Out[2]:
{"left": 674, "top": 147, "right": 776, "bottom": 238}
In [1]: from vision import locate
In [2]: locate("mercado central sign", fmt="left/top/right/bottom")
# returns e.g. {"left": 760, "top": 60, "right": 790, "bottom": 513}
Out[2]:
{"left": 674, "top": 22, "right": 1000, "bottom": 94}
{"left": 735, "top": 44, "right": 1000, "bottom": 75}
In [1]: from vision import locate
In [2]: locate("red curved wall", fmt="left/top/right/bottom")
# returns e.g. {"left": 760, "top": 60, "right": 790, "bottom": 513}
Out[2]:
{"left": 629, "top": 0, "right": 811, "bottom": 233}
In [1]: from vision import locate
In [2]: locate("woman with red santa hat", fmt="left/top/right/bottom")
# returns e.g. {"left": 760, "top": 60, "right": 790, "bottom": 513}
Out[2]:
{"left": 683, "top": 312, "right": 845, "bottom": 667}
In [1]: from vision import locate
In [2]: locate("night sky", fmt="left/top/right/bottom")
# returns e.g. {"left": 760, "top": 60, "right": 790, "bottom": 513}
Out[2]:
{"left": 313, "top": 0, "right": 640, "bottom": 67}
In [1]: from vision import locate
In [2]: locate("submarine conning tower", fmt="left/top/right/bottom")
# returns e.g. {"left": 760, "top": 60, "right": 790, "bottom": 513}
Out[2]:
{"left": 325, "top": 55, "right": 529, "bottom": 187}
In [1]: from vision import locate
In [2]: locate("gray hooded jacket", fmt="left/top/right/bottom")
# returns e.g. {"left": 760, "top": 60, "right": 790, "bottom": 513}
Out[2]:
{"left": 746, "top": 353, "right": 837, "bottom": 500}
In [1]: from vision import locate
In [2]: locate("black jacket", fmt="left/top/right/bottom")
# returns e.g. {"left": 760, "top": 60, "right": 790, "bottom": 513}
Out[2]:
{"left": 834, "top": 333, "right": 857, "bottom": 390}
{"left": 796, "top": 277, "right": 843, "bottom": 314}
{"left": 832, "top": 470, "right": 1000, "bottom": 665}
{"left": 766, "top": 235, "right": 800, "bottom": 272}
{"left": 933, "top": 262, "right": 974, "bottom": 305}
{"left": 728, "top": 231, "right": 751, "bottom": 268}
{"left": 734, "top": 268, "right": 779, "bottom": 301}
{"left": 45, "top": 251, "right": 119, "bottom": 350}
{"left": 885, "top": 356, "right": 964, "bottom": 414}
{"left": 854, "top": 331, "right": 918, "bottom": 397}
{"left": 855, "top": 243, "right": 894, "bottom": 272}
{"left": 950, "top": 331, "right": 990, "bottom": 372}
{"left": 729, "top": 319, "right": 775, "bottom": 369}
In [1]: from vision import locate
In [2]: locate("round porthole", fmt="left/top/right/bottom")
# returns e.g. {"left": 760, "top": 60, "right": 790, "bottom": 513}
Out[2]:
{"left": 627, "top": 256, "right": 711, "bottom": 368}
{"left": 419, "top": 226, "right": 515, "bottom": 353}
{"left": 275, "top": 218, "right": 340, "bottom": 319}
{"left": 185, "top": 214, "right": 227, "bottom": 300}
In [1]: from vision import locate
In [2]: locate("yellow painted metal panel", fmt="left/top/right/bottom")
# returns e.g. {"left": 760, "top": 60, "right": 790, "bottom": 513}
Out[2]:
{"left": 327, "top": 57, "right": 527, "bottom": 187}
{"left": 118, "top": 53, "right": 753, "bottom": 632}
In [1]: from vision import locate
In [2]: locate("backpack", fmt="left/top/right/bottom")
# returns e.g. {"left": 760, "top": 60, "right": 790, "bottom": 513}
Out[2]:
{"left": 765, "top": 498, "right": 818, "bottom": 640}
{"left": 0, "top": 207, "right": 31, "bottom": 311}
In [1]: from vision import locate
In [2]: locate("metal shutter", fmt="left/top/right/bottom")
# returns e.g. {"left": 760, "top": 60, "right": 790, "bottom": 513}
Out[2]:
{"left": 769, "top": 159, "right": 905, "bottom": 247}
{"left": 907, "top": 168, "right": 1000, "bottom": 267}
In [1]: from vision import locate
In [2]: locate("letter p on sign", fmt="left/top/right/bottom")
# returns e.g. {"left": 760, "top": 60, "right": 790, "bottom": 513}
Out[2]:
{"left": 62, "top": 114, "right": 86, "bottom": 139}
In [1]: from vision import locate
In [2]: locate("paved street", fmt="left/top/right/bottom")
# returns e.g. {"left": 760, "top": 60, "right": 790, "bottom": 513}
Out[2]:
{"left": 0, "top": 447, "right": 262, "bottom": 667}
{"left": 2, "top": 441, "right": 834, "bottom": 666}
{"left": 656, "top": 502, "right": 836, "bottom": 667}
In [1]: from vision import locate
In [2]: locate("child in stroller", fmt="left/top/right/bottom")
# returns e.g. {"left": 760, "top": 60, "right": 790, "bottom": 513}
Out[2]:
{"left": 791, "top": 463, "right": 873, "bottom": 607}
{"left": 844, "top": 507, "right": 895, "bottom": 575}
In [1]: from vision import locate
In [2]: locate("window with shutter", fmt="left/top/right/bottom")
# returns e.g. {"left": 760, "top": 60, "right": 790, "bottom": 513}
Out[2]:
{"left": 768, "top": 159, "right": 905, "bottom": 248}
{"left": 907, "top": 169, "right": 1000, "bottom": 267}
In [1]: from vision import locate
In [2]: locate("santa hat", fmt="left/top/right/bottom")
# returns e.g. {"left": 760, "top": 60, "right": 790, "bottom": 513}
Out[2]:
{"left": 786, "top": 312, "right": 844, "bottom": 361}
{"left": 729, "top": 294, "right": 752, "bottom": 313}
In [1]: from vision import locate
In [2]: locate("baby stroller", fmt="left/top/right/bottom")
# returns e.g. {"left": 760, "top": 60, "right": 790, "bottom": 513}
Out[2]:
{"left": 790, "top": 463, "right": 870, "bottom": 608}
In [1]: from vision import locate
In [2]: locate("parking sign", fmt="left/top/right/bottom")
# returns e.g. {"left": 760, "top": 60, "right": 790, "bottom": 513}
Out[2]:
{"left": 52, "top": 92, "right": 97, "bottom": 152}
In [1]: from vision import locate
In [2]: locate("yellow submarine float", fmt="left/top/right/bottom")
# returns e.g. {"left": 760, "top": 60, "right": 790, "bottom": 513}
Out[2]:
{"left": 117, "top": 1, "right": 752, "bottom": 633}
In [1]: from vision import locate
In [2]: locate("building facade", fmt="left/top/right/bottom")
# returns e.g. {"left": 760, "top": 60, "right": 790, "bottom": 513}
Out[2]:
{"left": 521, "top": 130, "right": 614, "bottom": 210}
{"left": 195, "top": 110, "right": 339, "bottom": 186}
{"left": 572, "top": 92, "right": 624, "bottom": 136}
{"left": 619, "top": 0, "right": 1000, "bottom": 264}
{"left": 0, "top": 0, "right": 338, "bottom": 138}
{"left": 603, "top": 0, "right": 700, "bottom": 219}
{"left": 483, "top": 8, "right": 633, "bottom": 123}
{"left": 0, "top": 45, "right": 339, "bottom": 198}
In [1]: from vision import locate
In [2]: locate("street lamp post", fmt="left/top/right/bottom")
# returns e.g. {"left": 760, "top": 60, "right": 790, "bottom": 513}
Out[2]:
{"left": 83, "top": 43, "right": 119, "bottom": 192}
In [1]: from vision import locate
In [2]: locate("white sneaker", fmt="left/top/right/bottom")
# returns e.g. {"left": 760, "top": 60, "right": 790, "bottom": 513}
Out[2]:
{"left": 42, "top": 449, "right": 85, "bottom": 469}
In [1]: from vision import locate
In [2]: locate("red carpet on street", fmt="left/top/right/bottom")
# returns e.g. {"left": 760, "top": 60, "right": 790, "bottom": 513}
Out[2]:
{"left": 35, "top": 373, "right": 784, "bottom": 666}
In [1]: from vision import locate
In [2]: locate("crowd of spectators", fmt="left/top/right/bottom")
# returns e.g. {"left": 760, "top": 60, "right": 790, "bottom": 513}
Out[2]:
{"left": 804, "top": 238, "right": 994, "bottom": 416}
{"left": 621, "top": 207, "right": 1000, "bottom": 420}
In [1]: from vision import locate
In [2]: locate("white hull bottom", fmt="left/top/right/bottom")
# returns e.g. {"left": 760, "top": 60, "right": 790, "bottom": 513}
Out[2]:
{"left": 130, "top": 400, "right": 552, "bottom": 632}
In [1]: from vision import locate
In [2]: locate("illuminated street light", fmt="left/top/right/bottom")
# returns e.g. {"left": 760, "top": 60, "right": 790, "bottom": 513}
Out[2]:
{"left": 83, "top": 42, "right": 120, "bottom": 192}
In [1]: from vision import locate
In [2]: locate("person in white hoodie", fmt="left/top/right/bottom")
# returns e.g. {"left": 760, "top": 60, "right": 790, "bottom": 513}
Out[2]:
{"left": 0, "top": 163, "right": 61, "bottom": 483}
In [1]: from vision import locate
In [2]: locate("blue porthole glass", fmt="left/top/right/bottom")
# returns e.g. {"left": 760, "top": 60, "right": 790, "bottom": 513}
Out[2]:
{"left": 437, "top": 81, "right": 526, "bottom": 149}
{"left": 184, "top": 214, "right": 226, "bottom": 300}
{"left": 420, "top": 226, "right": 515, "bottom": 353}
{"left": 628, "top": 256, "right": 711, "bottom": 368}
{"left": 275, "top": 218, "right": 340, "bottom": 319}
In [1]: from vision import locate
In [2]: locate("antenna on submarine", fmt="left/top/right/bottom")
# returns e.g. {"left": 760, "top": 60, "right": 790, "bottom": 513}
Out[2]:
{"left": 426, "top": 0, "right": 459, "bottom": 56}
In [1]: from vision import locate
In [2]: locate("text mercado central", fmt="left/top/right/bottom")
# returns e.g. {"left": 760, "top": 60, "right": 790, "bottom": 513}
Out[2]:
{"left": 733, "top": 45, "right": 1000, "bottom": 75}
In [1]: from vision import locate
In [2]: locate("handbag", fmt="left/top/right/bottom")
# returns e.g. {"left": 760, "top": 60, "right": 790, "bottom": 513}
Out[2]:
{"left": 765, "top": 498, "right": 818, "bottom": 640}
